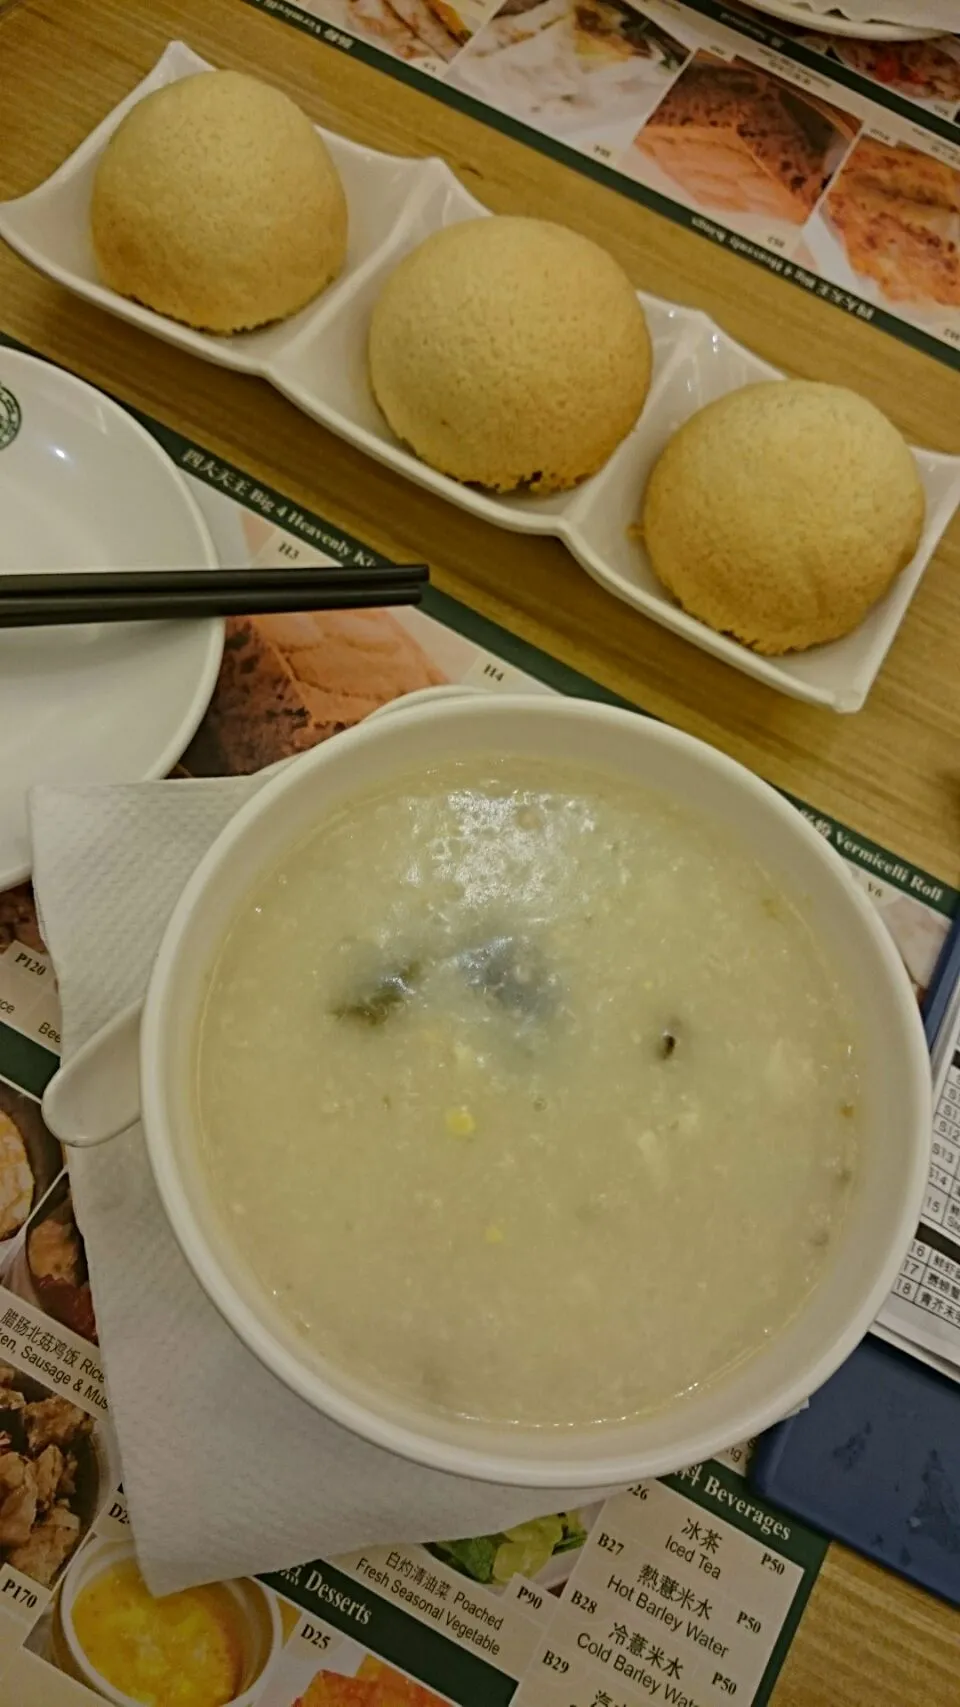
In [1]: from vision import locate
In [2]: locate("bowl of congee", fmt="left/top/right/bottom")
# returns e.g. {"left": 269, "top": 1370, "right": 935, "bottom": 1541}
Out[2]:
{"left": 139, "top": 695, "right": 929, "bottom": 1483}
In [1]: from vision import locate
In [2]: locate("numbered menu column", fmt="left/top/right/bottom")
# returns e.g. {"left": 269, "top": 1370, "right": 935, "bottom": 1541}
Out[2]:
{"left": 513, "top": 1463, "right": 825, "bottom": 1707}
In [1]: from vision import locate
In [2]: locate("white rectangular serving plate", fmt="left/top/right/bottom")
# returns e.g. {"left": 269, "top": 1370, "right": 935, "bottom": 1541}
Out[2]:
{"left": 3, "top": 39, "right": 959, "bottom": 713}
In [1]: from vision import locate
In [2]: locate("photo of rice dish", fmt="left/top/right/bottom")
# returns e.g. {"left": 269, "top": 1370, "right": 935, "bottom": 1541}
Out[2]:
{"left": 448, "top": 0, "right": 688, "bottom": 153}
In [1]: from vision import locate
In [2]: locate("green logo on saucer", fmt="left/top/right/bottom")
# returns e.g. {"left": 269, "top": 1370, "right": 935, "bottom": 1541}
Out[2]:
{"left": 0, "top": 383, "right": 21, "bottom": 452}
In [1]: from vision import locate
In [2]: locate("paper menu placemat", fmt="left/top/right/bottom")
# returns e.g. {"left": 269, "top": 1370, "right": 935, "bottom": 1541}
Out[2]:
{"left": 247, "top": 0, "right": 960, "bottom": 371}
{"left": 0, "top": 394, "right": 949, "bottom": 1704}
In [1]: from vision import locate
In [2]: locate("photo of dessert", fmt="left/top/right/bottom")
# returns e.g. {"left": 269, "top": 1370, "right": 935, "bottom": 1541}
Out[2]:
{"left": 0, "top": 1105, "right": 33, "bottom": 1245}
{"left": 3, "top": 1174, "right": 97, "bottom": 1344}
{"left": 293, "top": 1655, "right": 450, "bottom": 1705}
{"left": 0, "top": 1080, "right": 62, "bottom": 1253}
{"left": 628, "top": 53, "right": 857, "bottom": 240}
{"left": 181, "top": 608, "right": 449, "bottom": 776}
{"left": 800, "top": 33, "right": 960, "bottom": 114}
{"left": 0, "top": 1366, "right": 101, "bottom": 1588}
{"left": 448, "top": 0, "right": 689, "bottom": 156}
{"left": 817, "top": 134, "right": 960, "bottom": 314}
{"left": 297, "top": 0, "right": 494, "bottom": 66}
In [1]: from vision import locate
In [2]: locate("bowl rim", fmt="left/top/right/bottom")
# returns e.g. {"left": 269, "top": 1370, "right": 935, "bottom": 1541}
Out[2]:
{"left": 0, "top": 346, "right": 219, "bottom": 567}
{"left": 140, "top": 694, "right": 932, "bottom": 1484}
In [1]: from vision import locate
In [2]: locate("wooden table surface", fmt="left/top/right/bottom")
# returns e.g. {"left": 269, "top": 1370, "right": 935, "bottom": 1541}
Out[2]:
{"left": 2, "top": 0, "right": 959, "bottom": 1700}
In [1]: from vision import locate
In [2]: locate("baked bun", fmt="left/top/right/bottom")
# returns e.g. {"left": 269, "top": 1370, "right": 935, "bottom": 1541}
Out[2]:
{"left": 91, "top": 71, "right": 347, "bottom": 333}
{"left": 641, "top": 381, "right": 925, "bottom": 654}
{"left": 368, "top": 217, "right": 652, "bottom": 492}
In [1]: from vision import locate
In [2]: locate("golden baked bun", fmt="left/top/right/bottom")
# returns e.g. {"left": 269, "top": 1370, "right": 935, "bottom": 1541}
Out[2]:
{"left": 641, "top": 381, "right": 925, "bottom": 654}
{"left": 91, "top": 71, "right": 348, "bottom": 333}
{"left": 368, "top": 217, "right": 652, "bottom": 492}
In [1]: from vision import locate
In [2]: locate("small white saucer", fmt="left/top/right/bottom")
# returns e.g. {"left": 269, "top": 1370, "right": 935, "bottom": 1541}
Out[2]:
{"left": 0, "top": 348, "right": 223, "bottom": 888}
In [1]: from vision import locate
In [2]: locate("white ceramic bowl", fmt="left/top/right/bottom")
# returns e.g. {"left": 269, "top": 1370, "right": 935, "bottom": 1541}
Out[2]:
{"left": 126, "top": 693, "right": 932, "bottom": 1487}
{"left": 57, "top": 1537, "right": 282, "bottom": 1706}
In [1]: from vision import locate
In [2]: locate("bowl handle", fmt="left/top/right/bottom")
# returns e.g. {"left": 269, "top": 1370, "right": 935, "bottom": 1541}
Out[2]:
{"left": 42, "top": 1001, "right": 142, "bottom": 1148}
{"left": 41, "top": 694, "right": 486, "bottom": 1148}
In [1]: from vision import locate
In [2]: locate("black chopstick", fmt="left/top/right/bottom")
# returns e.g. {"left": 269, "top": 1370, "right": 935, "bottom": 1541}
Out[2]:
{"left": 0, "top": 563, "right": 429, "bottom": 626}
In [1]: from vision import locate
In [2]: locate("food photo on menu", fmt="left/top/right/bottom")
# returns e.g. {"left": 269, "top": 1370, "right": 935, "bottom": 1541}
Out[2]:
{"left": 0, "top": 1363, "right": 105, "bottom": 1591}
{"left": 812, "top": 132, "right": 960, "bottom": 329}
{"left": 2, "top": 1174, "right": 96, "bottom": 1344}
{"left": 179, "top": 605, "right": 450, "bottom": 775}
{"left": 0, "top": 1078, "right": 60, "bottom": 1258}
{"left": 22, "top": 1537, "right": 295, "bottom": 1707}
{"left": 426, "top": 1508, "right": 596, "bottom": 1591}
{"left": 286, "top": 1657, "right": 451, "bottom": 1705}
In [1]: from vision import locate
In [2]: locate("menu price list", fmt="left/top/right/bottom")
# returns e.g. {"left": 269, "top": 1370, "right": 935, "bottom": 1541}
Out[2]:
{"left": 510, "top": 1466, "right": 826, "bottom": 1707}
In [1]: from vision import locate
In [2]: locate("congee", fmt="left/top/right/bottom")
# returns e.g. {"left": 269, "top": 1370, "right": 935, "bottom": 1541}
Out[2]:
{"left": 195, "top": 756, "right": 859, "bottom": 1428}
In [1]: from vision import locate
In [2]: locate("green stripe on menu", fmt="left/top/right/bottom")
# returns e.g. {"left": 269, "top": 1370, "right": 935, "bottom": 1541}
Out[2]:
{"left": 260, "top": 1559, "right": 516, "bottom": 1707}
{"left": 239, "top": 0, "right": 960, "bottom": 375}
{"left": 0, "top": 1021, "right": 58, "bottom": 1099}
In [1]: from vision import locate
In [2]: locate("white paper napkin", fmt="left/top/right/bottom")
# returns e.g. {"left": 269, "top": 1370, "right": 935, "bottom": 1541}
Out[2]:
{"left": 29, "top": 775, "right": 624, "bottom": 1596}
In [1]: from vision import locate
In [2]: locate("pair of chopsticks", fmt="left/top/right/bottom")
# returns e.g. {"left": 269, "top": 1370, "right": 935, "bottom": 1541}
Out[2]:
{"left": 0, "top": 563, "right": 429, "bottom": 626}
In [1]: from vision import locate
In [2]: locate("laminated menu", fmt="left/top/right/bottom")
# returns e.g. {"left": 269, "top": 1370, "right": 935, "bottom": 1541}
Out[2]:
{"left": 249, "top": 0, "right": 960, "bottom": 369}
{"left": 0, "top": 391, "right": 954, "bottom": 1701}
